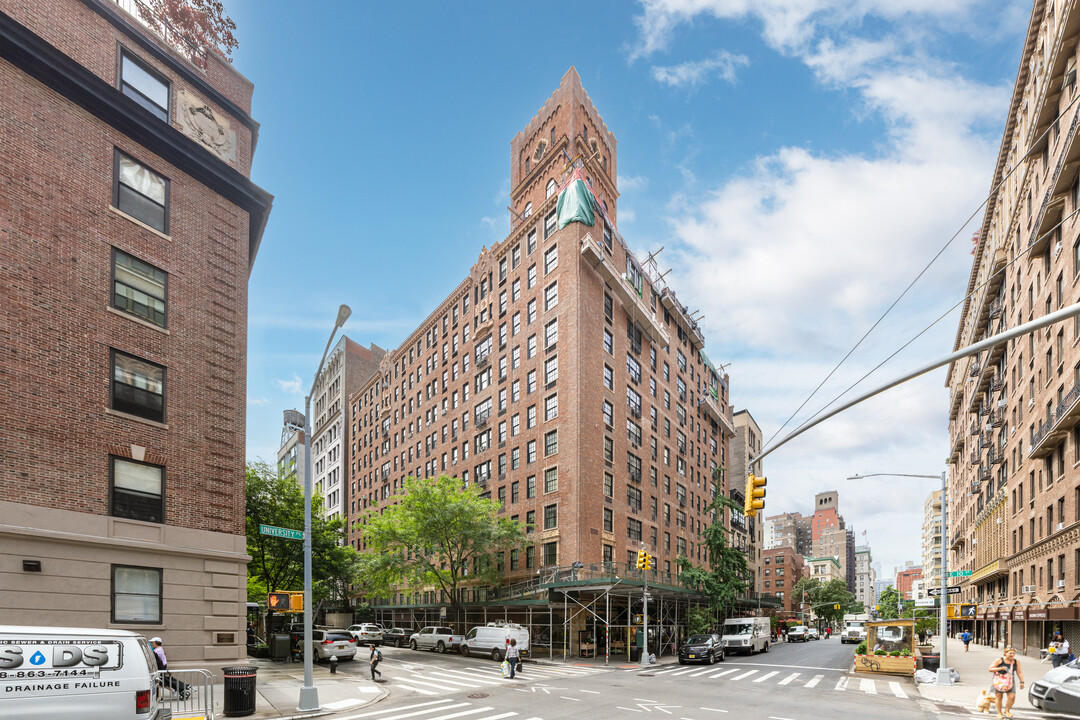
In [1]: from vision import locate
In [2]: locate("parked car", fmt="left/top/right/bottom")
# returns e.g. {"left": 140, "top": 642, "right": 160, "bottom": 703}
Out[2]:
{"left": 347, "top": 624, "right": 383, "bottom": 645}
{"left": 787, "top": 626, "right": 809, "bottom": 642}
{"left": 310, "top": 629, "right": 356, "bottom": 661}
{"left": 381, "top": 627, "right": 411, "bottom": 647}
{"left": 409, "top": 626, "right": 464, "bottom": 653}
{"left": 678, "top": 633, "right": 725, "bottom": 664}
{"left": 807, "top": 628, "right": 820, "bottom": 640}
{"left": 1030, "top": 657, "right": 1080, "bottom": 714}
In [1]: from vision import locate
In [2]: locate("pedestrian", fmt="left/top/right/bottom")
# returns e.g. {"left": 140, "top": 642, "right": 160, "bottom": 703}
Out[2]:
{"left": 505, "top": 638, "right": 520, "bottom": 679}
{"left": 961, "top": 629, "right": 973, "bottom": 651}
{"left": 989, "top": 646, "right": 1024, "bottom": 719}
{"left": 369, "top": 643, "right": 382, "bottom": 681}
{"left": 1051, "top": 633, "right": 1071, "bottom": 668}
{"left": 149, "top": 637, "right": 190, "bottom": 700}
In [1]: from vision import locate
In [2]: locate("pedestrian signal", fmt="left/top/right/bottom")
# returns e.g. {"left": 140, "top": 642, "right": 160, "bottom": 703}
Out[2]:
{"left": 268, "top": 592, "right": 290, "bottom": 611}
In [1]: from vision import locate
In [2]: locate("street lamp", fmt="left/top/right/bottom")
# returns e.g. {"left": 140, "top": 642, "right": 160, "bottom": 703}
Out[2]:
{"left": 848, "top": 471, "right": 951, "bottom": 686}
{"left": 298, "top": 304, "right": 351, "bottom": 712}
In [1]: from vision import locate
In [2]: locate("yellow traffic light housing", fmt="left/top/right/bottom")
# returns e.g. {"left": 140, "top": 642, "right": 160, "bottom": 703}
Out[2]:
{"left": 744, "top": 474, "right": 767, "bottom": 516}
{"left": 289, "top": 591, "right": 304, "bottom": 612}
{"left": 636, "top": 549, "right": 648, "bottom": 569}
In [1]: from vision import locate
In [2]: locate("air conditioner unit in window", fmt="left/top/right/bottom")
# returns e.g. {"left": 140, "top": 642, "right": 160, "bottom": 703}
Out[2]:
{"left": 1058, "top": 579, "right": 1066, "bottom": 589}
{"left": 1058, "top": 522, "right": 1065, "bottom": 531}
{"left": 1021, "top": 585, "right": 1035, "bottom": 593}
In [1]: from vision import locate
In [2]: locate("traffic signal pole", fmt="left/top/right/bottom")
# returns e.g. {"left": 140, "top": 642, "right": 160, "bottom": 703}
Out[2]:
{"left": 640, "top": 543, "right": 650, "bottom": 667}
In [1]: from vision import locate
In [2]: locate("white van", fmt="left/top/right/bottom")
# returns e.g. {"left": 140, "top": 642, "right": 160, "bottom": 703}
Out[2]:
{"left": 461, "top": 622, "right": 530, "bottom": 661}
{"left": 0, "top": 626, "right": 166, "bottom": 720}
{"left": 721, "top": 616, "right": 771, "bottom": 654}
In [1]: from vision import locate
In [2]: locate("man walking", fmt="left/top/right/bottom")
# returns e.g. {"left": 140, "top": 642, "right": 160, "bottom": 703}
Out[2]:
{"left": 960, "top": 630, "right": 973, "bottom": 651}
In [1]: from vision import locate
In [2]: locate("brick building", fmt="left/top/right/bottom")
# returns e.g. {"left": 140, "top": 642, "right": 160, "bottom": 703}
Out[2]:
{"left": 730, "top": 410, "right": 764, "bottom": 595}
{"left": 0, "top": 0, "right": 271, "bottom": 662}
{"left": 895, "top": 564, "right": 923, "bottom": 599}
{"left": 763, "top": 546, "right": 807, "bottom": 618}
{"left": 944, "top": 0, "right": 1080, "bottom": 656}
{"left": 345, "top": 68, "right": 737, "bottom": 653}
{"left": 766, "top": 511, "right": 811, "bottom": 554}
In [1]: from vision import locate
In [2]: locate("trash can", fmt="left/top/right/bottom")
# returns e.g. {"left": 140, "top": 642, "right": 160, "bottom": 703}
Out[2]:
{"left": 921, "top": 653, "right": 940, "bottom": 673}
{"left": 270, "top": 633, "right": 291, "bottom": 660}
{"left": 222, "top": 665, "right": 257, "bottom": 717}
{"left": 629, "top": 646, "right": 641, "bottom": 662}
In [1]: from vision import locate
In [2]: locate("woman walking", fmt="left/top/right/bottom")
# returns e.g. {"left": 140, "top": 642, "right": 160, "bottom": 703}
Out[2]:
{"left": 1051, "top": 633, "right": 1071, "bottom": 668}
{"left": 988, "top": 646, "right": 1024, "bottom": 718}
{"left": 505, "top": 638, "right": 520, "bottom": 679}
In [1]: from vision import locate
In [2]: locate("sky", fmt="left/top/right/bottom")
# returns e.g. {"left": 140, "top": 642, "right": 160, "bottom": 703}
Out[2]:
{"left": 228, "top": 0, "right": 1032, "bottom": 581}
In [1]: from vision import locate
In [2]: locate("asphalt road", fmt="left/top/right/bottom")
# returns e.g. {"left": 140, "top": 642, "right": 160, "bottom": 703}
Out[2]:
{"left": 324, "top": 638, "right": 958, "bottom": 720}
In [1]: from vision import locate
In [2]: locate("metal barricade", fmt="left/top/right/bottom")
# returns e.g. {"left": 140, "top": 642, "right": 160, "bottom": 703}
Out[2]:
{"left": 155, "top": 668, "right": 216, "bottom": 720}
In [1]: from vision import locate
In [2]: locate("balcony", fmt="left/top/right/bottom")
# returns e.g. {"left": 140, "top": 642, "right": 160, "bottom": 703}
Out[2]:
{"left": 701, "top": 391, "right": 736, "bottom": 437}
{"left": 476, "top": 411, "right": 490, "bottom": 428}
{"left": 989, "top": 406, "right": 1006, "bottom": 428}
{"left": 1029, "top": 108, "right": 1080, "bottom": 254}
{"left": 971, "top": 559, "right": 1007, "bottom": 583}
{"left": 969, "top": 450, "right": 980, "bottom": 466}
{"left": 475, "top": 314, "right": 493, "bottom": 340}
{"left": 969, "top": 420, "right": 980, "bottom": 436}
{"left": 660, "top": 287, "right": 705, "bottom": 347}
{"left": 1030, "top": 379, "right": 1080, "bottom": 458}
{"left": 476, "top": 349, "right": 491, "bottom": 368}
{"left": 950, "top": 530, "right": 965, "bottom": 550}
{"left": 580, "top": 234, "right": 669, "bottom": 349}
{"left": 988, "top": 447, "right": 1004, "bottom": 466}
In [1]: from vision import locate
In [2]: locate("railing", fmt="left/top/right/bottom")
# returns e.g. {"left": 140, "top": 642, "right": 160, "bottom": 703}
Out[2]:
{"left": 155, "top": 669, "right": 215, "bottom": 719}
{"left": 1032, "top": 416, "right": 1053, "bottom": 449}
{"left": 1029, "top": 102, "right": 1080, "bottom": 250}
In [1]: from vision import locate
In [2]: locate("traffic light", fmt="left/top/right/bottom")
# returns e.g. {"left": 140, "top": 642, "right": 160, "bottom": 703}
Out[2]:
{"left": 834, "top": 604, "right": 841, "bottom": 610}
{"left": 268, "top": 591, "right": 290, "bottom": 611}
{"left": 648, "top": 556, "right": 657, "bottom": 570}
{"left": 289, "top": 592, "right": 304, "bottom": 612}
{"left": 636, "top": 549, "right": 648, "bottom": 569}
{"left": 744, "top": 474, "right": 766, "bottom": 517}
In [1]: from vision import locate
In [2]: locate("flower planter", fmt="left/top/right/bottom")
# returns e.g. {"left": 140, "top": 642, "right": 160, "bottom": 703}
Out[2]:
{"left": 852, "top": 653, "right": 916, "bottom": 676}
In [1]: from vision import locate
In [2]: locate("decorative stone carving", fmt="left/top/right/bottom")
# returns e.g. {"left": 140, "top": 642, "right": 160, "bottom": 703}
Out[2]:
{"left": 176, "top": 89, "right": 235, "bottom": 162}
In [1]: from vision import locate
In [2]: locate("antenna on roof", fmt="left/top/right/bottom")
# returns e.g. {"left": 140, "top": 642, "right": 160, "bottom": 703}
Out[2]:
{"left": 644, "top": 247, "right": 664, "bottom": 265}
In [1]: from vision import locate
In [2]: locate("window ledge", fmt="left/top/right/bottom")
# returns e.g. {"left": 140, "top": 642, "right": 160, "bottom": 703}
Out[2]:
{"left": 109, "top": 206, "right": 171, "bottom": 241}
{"left": 106, "top": 408, "right": 169, "bottom": 430}
{"left": 106, "top": 306, "right": 170, "bottom": 334}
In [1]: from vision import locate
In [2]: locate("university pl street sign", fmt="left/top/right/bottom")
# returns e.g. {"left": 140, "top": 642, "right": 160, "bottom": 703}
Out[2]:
{"left": 259, "top": 524, "right": 303, "bottom": 540}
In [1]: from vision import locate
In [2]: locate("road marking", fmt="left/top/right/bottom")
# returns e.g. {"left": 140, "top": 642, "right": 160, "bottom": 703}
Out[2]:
{"left": 701, "top": 662, "right": 847, "bottom": 671}
{"left": 860, "top": 678, "right": 876, "bottom": 694}
{"left": 701, "top": 709, "right": 728, "bottom": 713}
{"left": 889, "top": 681, "right": 907, "bottom": 698}
{"left": 395, "top": 684, "right": 437, "bottom": 696}
{"left": 768, "top": 717, "right": 798, "bottom": 720}
{"left": 560, "top": 696, "right": 580, "bottom": 701}
{"left": 580, "top": 689, "right": 600, "bottom": 694}
{"left": 689, "top": 667, "right": 719, "bottom": 677}
{"left": 731, "top": 670, "right": 758, "bottom": 681}
{"left": 616, "top": 707, "right": 643, "bottom": 713}
{"left": 671, "top": 667, "right": 700, "bottom": 675}
{"left": 805, "top": 674, "right": 824, "bottom": 688}
{"left": 429, "top": 707, "right": 497, "bottom": 720}
{"left": 778, "top": 672, "right": 800, "bottom": 685}
{"left": 415, "top": 674, "right": 484, "bottom": 688}
{"left": 397, "top": 678, "right": 463, "bottom": 692}
{"left": 754, "top": 671, "right": 779, "bottom": 683}
{"left": 336, "top": 698, "right": 459, "bottom": 719}
{"left": 707, "top": 668, "right": 739, "bottom": 679}
{"left": 834, "top": 676, "right": 848, "bottom": 692}
{"left": 648, "top": 667, "right": 683, "bottom": 675}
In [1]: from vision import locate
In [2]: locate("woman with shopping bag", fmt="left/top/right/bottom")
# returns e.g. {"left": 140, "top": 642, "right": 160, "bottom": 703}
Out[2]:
{"left": 988, "top": 647, "right": 1024, "bottom": 719}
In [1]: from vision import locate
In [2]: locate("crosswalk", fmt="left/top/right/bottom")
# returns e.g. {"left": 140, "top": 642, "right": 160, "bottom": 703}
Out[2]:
{"left": 634, "top": 664, "right": 910, "bottom": 698}
{"left": 392, "top": 660, "right": 609, "bottom": 697}
{"left": 335, "top": 697, "right": 545, "bottom": 720}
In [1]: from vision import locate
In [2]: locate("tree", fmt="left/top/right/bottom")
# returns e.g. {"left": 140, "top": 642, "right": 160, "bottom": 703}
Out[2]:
{"left": 677, "top": 495, "right": 748, "bottom": 619}
{"left": 136, "top": 0, "right": 238, "bottom": 64}
{"left": 245, "top": 461, "right": 359, "bottom": 606}
{"left": 792, "top": 577, "right": 855, "bottom": 626}
{"left": 877, "top": 586, "right": 902, "bottom": 620}
{"left": 356, "top": 475, "right": 527, "bottom": 628}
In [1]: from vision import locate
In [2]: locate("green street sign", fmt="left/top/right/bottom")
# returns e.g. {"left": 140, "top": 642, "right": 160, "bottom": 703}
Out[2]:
{"left": 259, "top": 524, "right": 303, "bottom": 540}
{"left": 949, "top": 570, "right": 973, "bottom": 577}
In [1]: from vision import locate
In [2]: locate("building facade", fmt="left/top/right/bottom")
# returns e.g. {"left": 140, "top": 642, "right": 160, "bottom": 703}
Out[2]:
{"left": 855, "top": 545, "right": 877, "bottom": 610}
{"left": 310, "top": 337, "right": 383, "bottom": 520}
{"left": 345, "top": 69, "right": 738, "bottom": 642}
{"left": 763, "top": 546, "right": 807, "bottom": 617}
{"left": 731, "top": 410, "right": 764, "bottom": 593}
{"left": 895, "top": 564, "right": 923, "bottom": 599}
{"left": 0, "top": 0, "right": 271, "bottom": 661}
{"left": 277, "top": 409, "right": 305, "bottom": 482}
{"left": 766, "top": 511, "right": 811, "bottom": 554}
{"left": 944, "top": 0, "right": 1080, "bottom": 655}
{"left": 922, "top": 490, "right": 943, "bottom": 592}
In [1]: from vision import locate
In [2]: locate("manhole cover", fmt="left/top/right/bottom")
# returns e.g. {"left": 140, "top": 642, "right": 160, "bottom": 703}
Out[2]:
{"left": 468, "top": 693, "right": 489, "bottom": 699}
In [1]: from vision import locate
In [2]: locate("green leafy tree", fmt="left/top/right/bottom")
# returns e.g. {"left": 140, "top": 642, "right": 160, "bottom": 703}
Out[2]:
{"left": 792, "top": 577, "right": 855, "bottom": 626}
{"left": 245, "top": 461, "right": 359, "bottom": 606}
{"left": 677, "top": 495, "right": 748, "bottom": 618}
{"left": 877, "top": 586, "right": 902, "bottom": 620}
{"left": 685, "top": 606, "right": 714, "bottom": 635}
{"left": 356, "top": 475, "right": 527, "bottom": 627}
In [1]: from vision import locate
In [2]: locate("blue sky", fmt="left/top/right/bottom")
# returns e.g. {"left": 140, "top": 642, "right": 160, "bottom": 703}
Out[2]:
{"left": 229, "top": 1, "right": 1030, "bottom": 578}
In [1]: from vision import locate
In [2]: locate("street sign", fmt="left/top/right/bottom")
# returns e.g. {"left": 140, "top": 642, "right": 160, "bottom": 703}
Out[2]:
{"left": 927, "top": 586, "right": 961, "bottom": 596}
{"left": 949, "top": 570, "right": 973, "bottom": 577}
{"left": 259, "top": 524, "right": 303, "bottom": 540}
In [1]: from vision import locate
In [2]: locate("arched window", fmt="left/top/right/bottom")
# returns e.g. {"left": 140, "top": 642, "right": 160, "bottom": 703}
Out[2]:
{"left": 546, "top": 179, "right": 557, "bottom": 198}
{"left": 524, "top": 202, "right": 532, "bottom": 218}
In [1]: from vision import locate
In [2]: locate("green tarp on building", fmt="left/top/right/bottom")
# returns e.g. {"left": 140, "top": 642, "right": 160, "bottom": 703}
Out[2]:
{"left": 556, "top": 178, "right": 596, "bottom": 229}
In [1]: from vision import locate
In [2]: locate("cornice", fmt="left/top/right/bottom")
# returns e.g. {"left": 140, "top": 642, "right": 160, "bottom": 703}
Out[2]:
{"left": 1010, "top": 522, "right": 1080, "bottom": 566}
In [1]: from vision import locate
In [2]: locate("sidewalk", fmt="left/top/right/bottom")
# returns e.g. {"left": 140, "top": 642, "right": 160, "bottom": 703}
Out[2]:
{"left": 915, "top": 635, "right": 1055, "bottom": 712}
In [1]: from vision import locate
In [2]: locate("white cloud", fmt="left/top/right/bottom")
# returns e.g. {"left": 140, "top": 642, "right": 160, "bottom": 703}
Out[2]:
{"left": 618, "top": 174, "right": 649, "bottom": 191}
{"left": 248, "top": 396, "right": 269, "bottom": 406}
{"left": 652, "top": 51, "right": 750, "bottom": 88}
{"left": 276, "top": 373, "right": 303, "bottom": 394}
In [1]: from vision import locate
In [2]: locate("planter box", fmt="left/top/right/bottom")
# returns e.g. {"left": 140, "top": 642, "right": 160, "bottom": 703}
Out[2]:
{"left": 853, "top": 653, "right": 916, "bottom": 676}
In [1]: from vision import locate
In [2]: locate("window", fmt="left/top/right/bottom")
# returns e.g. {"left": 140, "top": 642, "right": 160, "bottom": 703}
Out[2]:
{"left": 527, "top": 440, "right": 536, "bottom": 464}
{"left": 527, "top": 405, "right": 537, "bottom": 428}
{"left": 602, "top": 400, "right": 613, "bottom": 427}
{"left": 604, "top": 473, "right": 613, "bottom": 497}
{"left": 628, "top": 518, "right": 642, "bottom": 541}
{"left": 110, "top": 456, "right": 164, "bottom": 523}
{"left": 543, "top": 541, "right": 557, "bottom": 566}
{"left": 527, "top": 475, "right": 536, "bottom": 498}
{"left": 604, "top": 293, "right": 613, "bottom": 322}
{"left": 544, "top": 211, "right": 557, "bottom": 239}
{"left": 527, "top": 369, "right": 537, "bottom": 393}
{"left": 528, "top": 230, "right": 537, "bottom": 255}
{"left": 544, "top": 393, "right": 558, "bottom": 420}
{"left": 544, "top": 282, "right": 559, "bottom": 311}
{"left": 604, "top": 329, "right": 613, "bottom": 355}
{"left": 545, "top": 467, "right": 558, "bottom": 493}
{"left": 111, "top": 350, "right": 165, "bottom": 423}
{"left": 544, "top": 356, "right": 558, "bottom": 385}
{"left": 114, "top": 151, "right": 168, "bottom": 233}
{"left": 523, "top": 201, "right": 532, "bottom": 217}
{"left": 119, "top": 50, "right": 169, "bottom": 122}
{"left": 544, "top": 245, "right": 558, "bottom": 274}
{"left": 528, "top": 264, "right": 537, "bottom": 288}
{"left": 546, "top": 179, "right": 557, "bottom": 198}
{"left": 527, "top": 299, "right": 537, "bottom": 324}
{"left": 112, "top": 248, "right": 167, "bottom": 327}
{"left": 526, "top": 545, "right": 536, "bottom": 569}
{"left": 544, "top": 504, "right": 558, "bottom": 529}
{"left": 544, "top": 429, "right": 558, "bottom": 456}
{"left": 604, "top": 508, "right": 614, "bottom": 532}
{"left": 604, "top": 365, "right": 614, "bottom": 390}
{"left": 112, "top": 564, "right": 161, "bottom": 623}
{"left": 545, "top": 319, "right": 558, "bottom": 348}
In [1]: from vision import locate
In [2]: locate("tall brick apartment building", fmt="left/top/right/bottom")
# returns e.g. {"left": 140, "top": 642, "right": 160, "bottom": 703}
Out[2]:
{"left": 945, "top": 0, "right": 1080, "bottom": 656}
{"left": 0, "top": 0, "right": 271, "bottom": 662}
{"left": 346, "top": 69, "right": 739, "bottom": 655}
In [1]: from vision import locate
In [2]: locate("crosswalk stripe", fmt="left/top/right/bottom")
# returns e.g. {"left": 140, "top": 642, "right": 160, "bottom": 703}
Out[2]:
{"left": 707, "top": 668, "right": 739, "bottom": 679}
{"left": 648, "top": 667, "right": 682, "bottom": 675}
{"left": 429, "top": 707, "right": 497, "bottom": 720}
{"left": 413, "top": 675, "right": 484, "bottom": 688}
{"left": 430, "top": 669, "right": 501, "bottom": 684}
{"left": 479, "top": 714, "right": 519, "bottom": 720}
{"left": 398, "top": 678, "right": 464, "bottom": 692}
{"left": 688, "top": 667, "right": 718, "bottom": 677}
{"left": 833, "top": 676, "right": 847, "bottom": 692}
{"left": 889, "top": 681, "right": 907, "bottom": 699}
{"left": 778, "top": 673, "right": 800, "bottom": 685}
{"left": 396, "top": 685, "right": 438, "bottom": 696}
{"left": 860, "top": 678, "right": 876, "bottom": 695}
{"left": 754, "top": 671, "right": 779, "bottom": 683}
{"left": 337, "top": 699, "right": 464, "bottom": 720}
{"left": 671, "top": 667, "right": 700, "bottom": 676}
{"left": 731, "top": 670, "right": 758, "bottom": 681}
